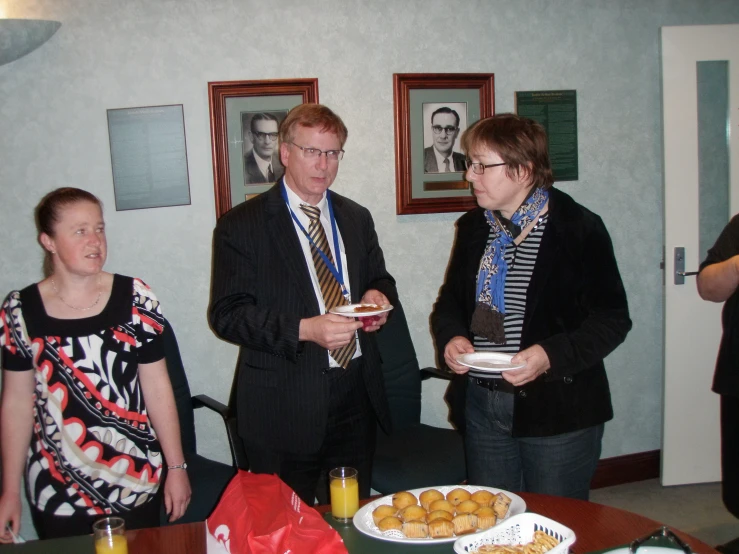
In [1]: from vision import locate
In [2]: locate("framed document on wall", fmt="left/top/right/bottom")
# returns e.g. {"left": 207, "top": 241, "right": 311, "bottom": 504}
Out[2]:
{"left": 107, "top": 104, "right": 192, "bottom": 211}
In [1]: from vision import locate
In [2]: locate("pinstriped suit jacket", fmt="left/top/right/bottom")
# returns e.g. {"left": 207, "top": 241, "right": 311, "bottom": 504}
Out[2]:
{"left": 209, "top": 181, "right": 397, "bottom": 454}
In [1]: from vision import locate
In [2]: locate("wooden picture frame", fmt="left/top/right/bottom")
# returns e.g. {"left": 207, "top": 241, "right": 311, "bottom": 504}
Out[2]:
{"left": 208, "top": 79, "right": 319, "bottom": 219}
{"left": 393, "top": 73, "right": 495, "bottom": 215}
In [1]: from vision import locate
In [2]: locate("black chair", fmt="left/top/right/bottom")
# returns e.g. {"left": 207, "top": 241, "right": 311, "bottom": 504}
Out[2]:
{"left": 371, "top": 301, "right": 466, "bottom": 494}
{"left": 161, "top": 320, "right": 244, "bottom": 524}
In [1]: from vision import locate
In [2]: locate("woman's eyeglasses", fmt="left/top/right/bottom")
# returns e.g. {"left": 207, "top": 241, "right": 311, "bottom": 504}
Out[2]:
{"left": 466, "top": 161, "right": 507, "bottom": 175}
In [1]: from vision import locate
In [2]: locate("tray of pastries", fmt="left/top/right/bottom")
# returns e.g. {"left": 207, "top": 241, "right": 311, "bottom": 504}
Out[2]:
{"left": 352, "top": 485, "right": 526, "bottom": 544}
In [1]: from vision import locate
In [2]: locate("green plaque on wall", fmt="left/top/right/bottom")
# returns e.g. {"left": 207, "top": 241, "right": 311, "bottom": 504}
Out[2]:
{"left": 516, "top": 90, "right": 578, "bottom": 181}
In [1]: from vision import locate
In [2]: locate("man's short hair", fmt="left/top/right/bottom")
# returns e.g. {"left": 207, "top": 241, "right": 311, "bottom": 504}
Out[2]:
{"left": 431, "top": 106, "right": 460, "bottom": 128}
{"left": 279, "top": 104, "right": 348, "bottom": 148}
{"left": 250, "top": 112, "right": 279, "bottom": 134}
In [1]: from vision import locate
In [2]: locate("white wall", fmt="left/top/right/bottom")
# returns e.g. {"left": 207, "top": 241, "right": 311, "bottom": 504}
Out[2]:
{"left": 2, "top": 0, "right": 739, "bottom": 540}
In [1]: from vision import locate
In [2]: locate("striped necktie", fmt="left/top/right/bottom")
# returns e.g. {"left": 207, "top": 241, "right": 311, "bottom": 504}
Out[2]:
{"left": 299, "top": 204, "right": 356, "bottom": 368}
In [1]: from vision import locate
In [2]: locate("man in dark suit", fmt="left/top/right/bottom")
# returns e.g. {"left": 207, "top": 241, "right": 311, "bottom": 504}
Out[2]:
{"left": 423, "top": 106, "right": 467, "bottom": 173}
{"left": 209, "top": 104, "right": 397, "bottom": 505}
{"left": 243, "top": 113, "right": 284, "bottom": 184}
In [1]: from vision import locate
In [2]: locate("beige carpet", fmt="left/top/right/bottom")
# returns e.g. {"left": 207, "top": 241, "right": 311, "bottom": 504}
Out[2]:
{"left": 590, "top": 479, "right": 739, "bottom": 548}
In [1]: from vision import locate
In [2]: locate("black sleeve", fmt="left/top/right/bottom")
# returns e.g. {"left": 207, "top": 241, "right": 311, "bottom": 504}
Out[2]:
{"left": 700, "top": 214, "right": 739, "bottom": 271}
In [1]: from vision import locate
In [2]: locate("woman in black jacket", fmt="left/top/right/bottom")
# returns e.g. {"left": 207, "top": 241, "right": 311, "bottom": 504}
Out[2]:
{"left": 431, "top": 114, "right": 631, "bottom": 500}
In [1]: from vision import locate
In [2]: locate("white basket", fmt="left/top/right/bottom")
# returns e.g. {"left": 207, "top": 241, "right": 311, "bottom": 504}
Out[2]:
{"left": 454, "top": 512, "right": 576, "bottom": 554}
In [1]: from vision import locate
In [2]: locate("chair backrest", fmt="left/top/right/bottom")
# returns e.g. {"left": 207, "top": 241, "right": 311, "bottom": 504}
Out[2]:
{"left": 374, "top": 300, "right": 422, "bottom": 431}
{"left": 162, "top": 319, "right": 197, "bottom": 455}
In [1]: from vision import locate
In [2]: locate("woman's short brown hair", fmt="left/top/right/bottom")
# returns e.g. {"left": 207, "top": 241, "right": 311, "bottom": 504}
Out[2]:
{"left": 461, "top": 113, "right": 554, "bottom": 190}
{"left": 279, "top": 104, "right": 348, "bottom": 148}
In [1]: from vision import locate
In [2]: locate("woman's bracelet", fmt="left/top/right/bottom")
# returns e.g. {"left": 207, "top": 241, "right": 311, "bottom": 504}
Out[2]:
{"left": 167, "top": 462, "right": 188, "bottom": 470}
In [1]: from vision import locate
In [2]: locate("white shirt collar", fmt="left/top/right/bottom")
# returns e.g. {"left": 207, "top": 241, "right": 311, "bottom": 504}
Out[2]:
{"left": 434, "top": 146, "right": 455, "bottom": 172}
{"left": 284, "top": 182, "right": 328, "bottom": 219}
{"left": 253, "top": 150, "right": 273, "bottom": 177}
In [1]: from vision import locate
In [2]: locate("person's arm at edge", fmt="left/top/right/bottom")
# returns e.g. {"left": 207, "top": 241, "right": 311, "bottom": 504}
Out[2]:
{"left": 0, "top": 370, "right": 35, "bottom": 543}
{"left": 697, "top": 256, "right": 739, "bottom": 302}
{"left": 138, "top": 359, "right": 191, "bottom": 523}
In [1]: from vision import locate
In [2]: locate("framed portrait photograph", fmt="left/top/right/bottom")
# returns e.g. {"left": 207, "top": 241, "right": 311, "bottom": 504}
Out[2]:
{"left": 208, "top": 79, "right": 319, "bottom": 219}
{"left": 393, "top": 73, "right": 495, "bottom": 215}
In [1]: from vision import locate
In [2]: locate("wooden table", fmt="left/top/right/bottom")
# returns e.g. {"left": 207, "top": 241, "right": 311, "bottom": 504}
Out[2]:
{"left": 2, "top": 493, "right": 719, "bottom": 553}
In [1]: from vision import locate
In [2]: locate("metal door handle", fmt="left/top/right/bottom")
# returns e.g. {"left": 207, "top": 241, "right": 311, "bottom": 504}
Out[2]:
{"left": 674, "top": 247, "right": 699, "bottom": 285}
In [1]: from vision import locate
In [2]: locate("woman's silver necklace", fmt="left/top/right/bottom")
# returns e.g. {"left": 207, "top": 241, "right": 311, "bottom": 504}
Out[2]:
{"left": 50, "top": 277, "right": 102, "bottom": 312}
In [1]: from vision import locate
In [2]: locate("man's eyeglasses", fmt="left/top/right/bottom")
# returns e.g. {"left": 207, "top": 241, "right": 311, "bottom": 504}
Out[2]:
{"left": 289, "top": 142, "right": 345, "bottom": 161}
{"left": 466, "top": 161, "right": 507, "bottom": 175}
{"left": 432, "top": 125, "right": 459, "bottom": 135}
{"left": 253, "top": 131, "right": 279, "bottom": 141}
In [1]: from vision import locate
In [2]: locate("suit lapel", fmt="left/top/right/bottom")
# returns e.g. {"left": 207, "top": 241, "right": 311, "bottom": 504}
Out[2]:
{"left": 264, "top": 181, "right": 320, "bottom": 315}
{"left": 331, "top": 193, "right": 362, "bottom": 303}
{"left": 524, "top": 196, "right": 561, "bottom": 322}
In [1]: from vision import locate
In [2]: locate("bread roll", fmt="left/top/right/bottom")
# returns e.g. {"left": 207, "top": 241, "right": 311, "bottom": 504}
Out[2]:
{"left": 419, "top": 489, "right": 444, "bottom": 511}
{"left": 399, "top": 504, "right": 427, "bottom": 523}
{"left": 493, "top": 492, "right": 512, "bottom": 519}
{"left": 427, "top": 509, "right": 454, "bottom": 522}
{"left": 452, "top": 513, "right": 478, "bottom": 535}
{"left": 471, "top": 489, "right": 495, "bottom": 507}
{"left": 377, "top": 516, "right": 403, "bottom": 532}
{"left": 474, "top": 506, "right": 497, "bottom": 530}
{"left": 402, "top": 520, "right": 429, "bottom": 538}
{"left": 446, "top": 487, "right": 472, "bottom": 506}
{"left": 392, "top": 491, "right": 418, "bottom": 510}
{"left": 428, "top": 518, "right": 454, "bottom": 538}
{"left": 456, "top": 499, "right": 481, "bottom": 514}
{"left": 429, "top": 499, "right": 456, "bottom": 515}
{"left": 372, "top": 504, "right": 398, "bottom": 526}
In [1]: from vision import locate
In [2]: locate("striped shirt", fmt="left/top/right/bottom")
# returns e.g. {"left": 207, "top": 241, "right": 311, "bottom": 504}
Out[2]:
{"left": 473, "top": 214, "right": 549, "bottom": 353}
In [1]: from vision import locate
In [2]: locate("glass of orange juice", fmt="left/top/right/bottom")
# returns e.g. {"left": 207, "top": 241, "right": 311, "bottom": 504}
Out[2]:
{"left": 329, "top": 466, "right": 359, "bottom": 523}
{"left": 92, "top": 516, "right": 128, "bottom": 554}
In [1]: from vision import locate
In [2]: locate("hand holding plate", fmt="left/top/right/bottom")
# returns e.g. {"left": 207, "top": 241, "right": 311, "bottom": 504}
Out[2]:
{"left": 359, "top": 290, "right": 390, "bottom": 331}
{"left": 299, "top": 314, "right": 363, "bottom": 350}
{"left": 445, "top": 336, "right": 475, "bottom": 374}
{"left": 503, "top": 344, "right": 550, "bottom": 386}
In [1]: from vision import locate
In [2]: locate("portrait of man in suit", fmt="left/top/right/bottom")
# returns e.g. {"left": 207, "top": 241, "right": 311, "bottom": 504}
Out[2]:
{"left": 210, "top": 104, "right": 398, "bottom": 506}
{"left": 423, "top": 104, "right": 468, "bottom": 174}
{"left": 242, "top": 111, "right": 286, "bottom": 185}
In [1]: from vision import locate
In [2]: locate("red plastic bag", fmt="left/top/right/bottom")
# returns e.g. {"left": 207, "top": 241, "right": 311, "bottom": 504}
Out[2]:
{"left": 206, "top": 471, "right": 348, "bottom": 554}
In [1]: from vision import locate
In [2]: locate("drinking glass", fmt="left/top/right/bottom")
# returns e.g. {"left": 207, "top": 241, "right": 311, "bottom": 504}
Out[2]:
{"left": 93, "top": 516, "right": 128, "bottom": 554}
{"left": 329, "top": 466, "right": 359, "bottom": 523}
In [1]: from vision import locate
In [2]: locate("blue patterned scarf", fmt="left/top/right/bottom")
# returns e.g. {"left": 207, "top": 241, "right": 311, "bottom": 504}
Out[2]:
{"left": 470, "top": 187, "right": 549, "bottom": 344}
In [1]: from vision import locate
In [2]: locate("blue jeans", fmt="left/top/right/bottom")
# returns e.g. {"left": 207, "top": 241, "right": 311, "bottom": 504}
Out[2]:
{"left": 465, "top": 378, "right": 604, "bottom": 500}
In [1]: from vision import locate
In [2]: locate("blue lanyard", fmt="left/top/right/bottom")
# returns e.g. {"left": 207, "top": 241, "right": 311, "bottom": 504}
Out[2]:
{"left": 280, "top": 181, "right": 349, "bottom": 298}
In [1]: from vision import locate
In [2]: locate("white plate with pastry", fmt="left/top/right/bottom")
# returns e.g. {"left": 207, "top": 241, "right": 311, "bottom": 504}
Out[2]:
{"left": 330, "top": 304, "right": 394, "bottom": 317}
{"left": 456, "top": 352, "right": 525, "bottom": 373}
{"left": 352, "top": 485, "right": 526, "bottom": 544}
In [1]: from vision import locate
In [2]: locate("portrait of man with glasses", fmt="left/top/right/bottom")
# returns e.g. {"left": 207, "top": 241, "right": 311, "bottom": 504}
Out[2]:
{"left": 423, "top": 104, "right": 468, "bottom": 174}
{"left": 242, "top": 111, "right": 286, "bottom": 185}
